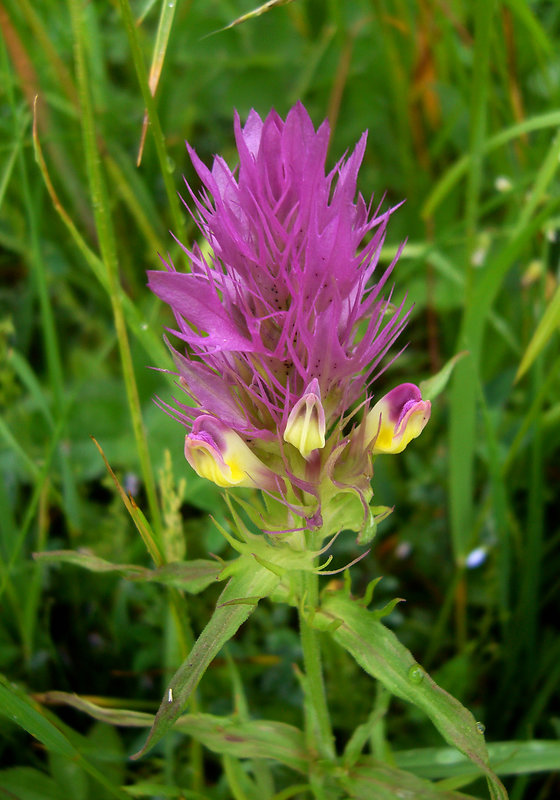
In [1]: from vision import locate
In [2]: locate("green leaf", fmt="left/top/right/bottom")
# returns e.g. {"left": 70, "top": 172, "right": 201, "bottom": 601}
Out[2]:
{"left": 34, "top": 549, "right": 148, "bottom": 578}
{"left": 123, "top": 782, "right": 189, "bottom": 797}
{"left": 422, "top": 110, "right": 560, "bottom": 218}
{"left": 49, "top": 751, "right": 89, "bottom": 800}
{"left": 516, "top": 282, "right": 560, "bottom": 380}
{"left": 174, "top": 713, "right": 308, "bottom": 773}
{"left": 35, "top": 691, "right": 308, "bottom": 773}
{"left": 395, "top": 740, "right": 560, "bottom": 780}
{"left": 313, "top": 592, "right": 508, "bottom": 800}
{"left": 338, "top": 759, "right": 477, "bottom": 800}
{"left": 419, "top": 351, "right": 469, "bottom": 403}
{"left": 35, "top": 549, "right": 221, "bottom": 594}
{"left": 136, "top": 0, "right": 178, "bottom": 166}
{"left": 0, "top": 674, "right": 76, "bottom": 759}
{"left": 86, "top": 721, "right": 126, "bottom": 794}
{"left": 35, "top": 691, "right": 153, "bottom": 728}
{"left": 0, "top": 676, "right": 129, "bottom": 799}
{"left": 149, "top": 560, "right": 222, "bottom": 593}
{"left": 133, "top": 559, "right": 279, "bottom": 758}
{"left": 203, "top": 0, "right": 295, "bottom": 38}
{"left": 0, "top": 767, "right": 63, "bottom": 800}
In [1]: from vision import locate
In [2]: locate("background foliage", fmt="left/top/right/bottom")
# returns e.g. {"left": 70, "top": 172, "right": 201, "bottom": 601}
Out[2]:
{"left": 1, "top": 0, "right": 559, "bottom": 798}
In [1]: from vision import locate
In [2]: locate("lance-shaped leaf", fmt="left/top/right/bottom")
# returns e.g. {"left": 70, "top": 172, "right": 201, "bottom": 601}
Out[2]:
{"left": 37, "top": 692, "right": 308, "bottom": 774}
{"left": 36, "top": 691, "right": 154, "bottom": 728}
{"left": 174, "top": 714, "right": 308, "bottom": 773}
{"left": 337, "top": 759, "right": 477, "bottom": 800}
{"left": 133, "top": 558, "right": 279, "bottom": 758}
{"left": 419, "top": 351, "right": 468, "bottom": 403}
{"left": 34, "top": 549, "right": 221, "bottom": 594}
{"left": 395, "top": 740, "right": 560, "bottom": 781}
{"left": 0, "top": 677, "right": 129, "bottom": 799}
{"left": 313, "top": 591, "right": 508, "bottom": 800}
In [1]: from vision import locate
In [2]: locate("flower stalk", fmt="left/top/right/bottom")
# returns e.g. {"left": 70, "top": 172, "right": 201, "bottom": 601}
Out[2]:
{"left": 145, "top": 103, "right": 441, "bottom": 797}
{"left": 298, "top": 559, "right": 336, "bottom": 762}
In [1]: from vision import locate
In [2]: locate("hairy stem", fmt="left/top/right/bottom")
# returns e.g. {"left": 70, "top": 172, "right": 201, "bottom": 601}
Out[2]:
{"left": 298, "top": 565, "right": 335, "bottom": 763}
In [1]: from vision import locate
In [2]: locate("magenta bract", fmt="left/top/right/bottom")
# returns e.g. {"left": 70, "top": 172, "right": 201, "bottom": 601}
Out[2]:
{"left": 149, "top": 103, "right": 426, "bottom": 527}
{"left": 149, "top": 103, "right": 407, "bottom": 439}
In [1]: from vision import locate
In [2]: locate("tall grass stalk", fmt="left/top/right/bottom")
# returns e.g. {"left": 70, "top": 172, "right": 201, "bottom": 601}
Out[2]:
{"left": 67, "top": 0, "right": 163, "bottom": 541}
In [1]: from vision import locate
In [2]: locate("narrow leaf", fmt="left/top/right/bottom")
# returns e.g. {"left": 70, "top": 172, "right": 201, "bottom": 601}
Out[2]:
{"left": 0, "top": 767, "right": 64, "bottom": 800}
{"left": 338, "top": 759, "right": 476, "bottom": 800}
{"left": 313, "top": 592, "right": 508, "bottom": 800}
{"left": 395, "top": 739, "right": 560, "bottom": 780}
{"left": 137, "top": 0, "right": 177, "bottom": 165}
{"left": 422, "top": 110, "right": 560, "bottom": 218}
{"left": 35, "top": 549, "right": 223, "bottom": 594}
{"left": 0, "top": 675, "right": 76, "bottom": 758}
{"left": 0, "top": 677, "right": 129, "bottom": 799}
{"left": 33, "top": 549, "right": 148, "bottom": 577}
{"left": 173, "top": 714, "right": 308, "bottom": 773}
{"left": 419, "top": 351, "right": 468, "bottom": 403}
{"left": 133, "top": 559, "right": 279, "bottom": 758}
{"left": 37, "top": 691, "right": 308, "bottom": 772}
{"left": 91, "top": 437, "right": 162, "bottom": 565}
{"left": 203, "top": 0, "right": 295, "bottom": 39}
{"left": 516, "top": 282, "right": 560, "bottom": 379}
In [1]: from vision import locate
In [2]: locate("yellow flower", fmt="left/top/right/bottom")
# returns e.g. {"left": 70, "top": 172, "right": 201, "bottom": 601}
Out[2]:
{"left": 185, "top": 416, "right": 274, "bottom": 489}
{"left": 365, "top": 383, "right": 431, "bottom": 455}
{"left": 283, "top": 379, "right": 326, "bottom": 459}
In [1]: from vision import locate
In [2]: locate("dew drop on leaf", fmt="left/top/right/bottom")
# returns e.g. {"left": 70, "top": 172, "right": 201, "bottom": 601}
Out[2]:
{"left": 407, "top": 664, "right": 424, "bottom": 684}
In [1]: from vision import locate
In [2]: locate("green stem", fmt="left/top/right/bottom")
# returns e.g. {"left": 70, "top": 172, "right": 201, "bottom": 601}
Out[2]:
{"left": 117, "top": 0, "right": 184, "bottom": 237}
{"left": 68, "top": 0, "right": 163, "bottom": 541}
{"left": 298, "top": 566, "right": 335, "bottom": 762}
{"left": 448, "top": 0, "right": 496, "bottom": 566}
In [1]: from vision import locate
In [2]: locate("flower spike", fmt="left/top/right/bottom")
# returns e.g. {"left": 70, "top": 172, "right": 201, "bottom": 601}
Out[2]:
{"left": 149, "top": 103, "right": 427, "bottom": 531}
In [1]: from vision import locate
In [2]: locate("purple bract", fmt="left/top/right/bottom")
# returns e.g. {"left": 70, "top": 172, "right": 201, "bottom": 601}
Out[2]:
{"left": 148, "top": 103, "right": 408, "bottom": 450}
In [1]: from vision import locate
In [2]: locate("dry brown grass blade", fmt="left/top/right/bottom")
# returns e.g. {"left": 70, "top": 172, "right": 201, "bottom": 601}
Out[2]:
{"left": 91, "top": 436, "right": 163, "bottom": 566}
{"left": 136, "top": 0, "right": 178, "bottom": 166}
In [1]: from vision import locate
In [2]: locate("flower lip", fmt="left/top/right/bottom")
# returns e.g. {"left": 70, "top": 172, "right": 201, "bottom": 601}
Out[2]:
{"left": 185, "top": 415, "right": 276, "bottom": 489}
{"left": 283, "top": 378, "right": 326, "bottom": 459}
{"left": 365, "top": 383, "right": 431, "bottom": 455}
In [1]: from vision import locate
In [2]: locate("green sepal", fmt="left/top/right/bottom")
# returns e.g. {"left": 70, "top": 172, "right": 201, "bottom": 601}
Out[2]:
{"left": 373, "top": 596, "right": 404, "bottom": 620}
{"left": 251, "top": 553, "right": 286, "bottom": 577}
{"left": 321, "top": 487, "right": 371, "bottom": 540}
{"left": 132, "top": 557, "right": 279, "bottom": 759}
{"left": 313, "top": 590, "right": 508, "bottom": 800}
{"left": 359, "top": 576, "right": 383, "bottom": 607}
{"left": 355, "top": 504, "right": 392, "bottom": 546}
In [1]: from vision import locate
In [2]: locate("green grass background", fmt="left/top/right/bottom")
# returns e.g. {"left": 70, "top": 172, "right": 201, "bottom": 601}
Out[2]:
{"left": 0, "top": 0, "right": 559, "bottom": 798}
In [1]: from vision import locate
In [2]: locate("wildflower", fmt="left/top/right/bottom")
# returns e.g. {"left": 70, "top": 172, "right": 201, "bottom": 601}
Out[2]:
{"left": 149, "top": 103, "right": 428, "bottom": 531}
{"left": 283, "top": 379, "right": 326, "bottom": 459}
{"left": 184, "top": 416, "right": 278, "bottom": 490}
{"left": 365, "top": 383, "right": 431, "bottom": 455}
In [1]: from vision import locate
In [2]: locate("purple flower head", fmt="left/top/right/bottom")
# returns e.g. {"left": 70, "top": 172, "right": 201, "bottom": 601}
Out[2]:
{"left": 149, "top": 103, "right": 427, "bottom": 528}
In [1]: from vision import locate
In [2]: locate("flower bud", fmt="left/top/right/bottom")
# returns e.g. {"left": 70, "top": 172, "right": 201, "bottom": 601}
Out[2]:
{"left": 283, "top": 379, "right": 326, "bottom": 459}
{"left": 365, "top": 383, "right": 431, "bottom": 455}
{"left": 185, "top": 416, "right": 274, "bottom": 489}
